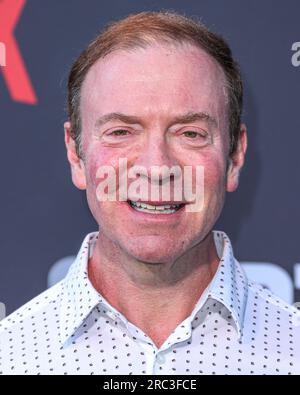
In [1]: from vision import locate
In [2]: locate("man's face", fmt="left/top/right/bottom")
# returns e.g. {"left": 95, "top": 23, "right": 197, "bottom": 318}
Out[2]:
{"left": 66, "top": 43, "right": 246, "bottom": 263}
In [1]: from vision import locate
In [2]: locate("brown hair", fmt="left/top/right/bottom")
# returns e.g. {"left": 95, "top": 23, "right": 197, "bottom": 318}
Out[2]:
{"left": 67, "top": 10, "right": 243, "bottom": 157}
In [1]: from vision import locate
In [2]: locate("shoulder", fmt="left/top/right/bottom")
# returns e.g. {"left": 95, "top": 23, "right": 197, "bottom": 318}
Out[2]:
{"left": 0, "top": 281, "right": 64, "bottom": 335}
{"left": 0, "top": 282, "right": 66, "bottom": 374}
{"left": 247, "top": 279, "right": 298, "bottom": 317}
{"left": 244, "top": 279, "right": 300, "bottom": 350}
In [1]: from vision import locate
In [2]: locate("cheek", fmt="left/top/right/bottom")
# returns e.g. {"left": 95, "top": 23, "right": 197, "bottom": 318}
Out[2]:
{"left": 193, "top": 154, "right": 227, "bottom": 221}
{"left": 84, "top": 154, "right": 113, "bottom": 224}
{"left": 85, "top": 143, "right": 227, "bottom": 202}
{"left": 202, "top": 158, "right": 227, "bottom": 222}
{"left": 204, "top": 160, "right": 226, "bottom": 191}
{"left": 84, "top": 150, "right": 114, "bottom": 218}
{"left": 188, "top": 149, "right": 227, "bottom": 193}
{"left": 189, "top": 156, "right": 227, "bottom": 232}
{"left": 84, "top": 147, "right": 128, "bottom": 220}
{"left": 85, "top": 147, "right": 117, "bottom": 187}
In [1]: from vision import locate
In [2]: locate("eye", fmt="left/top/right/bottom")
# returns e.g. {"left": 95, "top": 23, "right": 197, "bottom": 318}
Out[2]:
{"left": 108, "top": 129, "right": 130, "bottom": 136}
{"left": 179, "top": 129, "right": 211, "bottom": 147}
{"left": 182, "top": 130, "right": 207, "bottom": 139}
{"left": 183, "top": 131, "right": 199, "bottom": 138}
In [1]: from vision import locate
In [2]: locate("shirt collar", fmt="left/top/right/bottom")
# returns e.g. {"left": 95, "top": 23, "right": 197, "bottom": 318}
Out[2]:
{"left": 59, "top": 230, "right": 248, "bottom": 345}
{"left": 59, "top": 232, "right": 102, "bottom": 345}
{"left": 203, "top": 231, "right": 248, "bottom": 339}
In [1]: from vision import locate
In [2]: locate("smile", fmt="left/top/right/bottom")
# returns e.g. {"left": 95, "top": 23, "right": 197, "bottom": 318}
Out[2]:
{"left": 128, "top": 200, "right": 185, "bottom": 214}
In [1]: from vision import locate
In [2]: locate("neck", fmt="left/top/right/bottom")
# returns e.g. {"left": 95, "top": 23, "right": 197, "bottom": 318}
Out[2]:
{"left": 88, "top": 231, "right": 220, "bottom": 348}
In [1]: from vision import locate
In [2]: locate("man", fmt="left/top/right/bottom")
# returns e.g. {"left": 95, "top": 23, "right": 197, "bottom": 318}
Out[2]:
{"left": 0, "top": 11, "right": 299, "bottom": 375}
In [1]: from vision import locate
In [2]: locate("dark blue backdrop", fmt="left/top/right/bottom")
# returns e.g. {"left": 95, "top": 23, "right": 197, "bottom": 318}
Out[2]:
{"left": 0, "top": 0, "right": 299, "bottom": 315}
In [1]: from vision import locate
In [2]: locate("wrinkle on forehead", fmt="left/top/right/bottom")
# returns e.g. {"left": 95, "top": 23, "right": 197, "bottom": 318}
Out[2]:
{"left": 83, "top": 41, "right": 228, "bottom": 97}
{"left": 80, "top": 42, "right": 230, "bottom": 145}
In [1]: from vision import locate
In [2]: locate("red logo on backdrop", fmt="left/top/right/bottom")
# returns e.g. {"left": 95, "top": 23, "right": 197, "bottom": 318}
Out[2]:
{"left": 0, "top": 0, "right": 37, "bottom": 104}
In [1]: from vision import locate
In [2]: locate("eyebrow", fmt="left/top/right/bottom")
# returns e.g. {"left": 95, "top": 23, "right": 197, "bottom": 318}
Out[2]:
{"left": 94, "top": 111, "right": 218, "bottom": 129}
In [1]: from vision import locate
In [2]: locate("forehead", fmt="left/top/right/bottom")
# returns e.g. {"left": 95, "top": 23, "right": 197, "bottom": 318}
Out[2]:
{"left": 80, "top": 43, "right": 227, "bottom": 122}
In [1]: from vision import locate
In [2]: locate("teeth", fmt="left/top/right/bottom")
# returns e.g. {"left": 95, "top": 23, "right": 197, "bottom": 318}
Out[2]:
{"left": 155, "top": 205, "right": 170, "bottom": 211}
{"left": 130, "top": 201, "right": 181, "bottom": 214}
{"left": 140, "top": 203, "right": 155, "bottom": 210}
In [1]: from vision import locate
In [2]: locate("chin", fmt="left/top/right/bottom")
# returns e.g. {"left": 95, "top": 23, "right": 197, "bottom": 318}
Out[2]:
{"left": 131, "top": 252, "right": 176, "bottom": 264}
{"left": 121, "top": 235, "right": 186, "bottom": 264}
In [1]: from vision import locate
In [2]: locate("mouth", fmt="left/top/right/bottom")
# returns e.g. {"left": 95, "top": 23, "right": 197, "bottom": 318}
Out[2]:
{"left": 128, "top": 200, "right": 185, "bottom": 214}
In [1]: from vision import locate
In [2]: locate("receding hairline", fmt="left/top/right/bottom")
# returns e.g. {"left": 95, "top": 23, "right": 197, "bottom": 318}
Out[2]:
{"left": 83, "top": 39, "right": 228, "bottom": 77}
{"left": 79, "top": 40, "right": 230, "bottom": 114}
{"left": 67, "top": 10, "right": 243, "bottom": 157}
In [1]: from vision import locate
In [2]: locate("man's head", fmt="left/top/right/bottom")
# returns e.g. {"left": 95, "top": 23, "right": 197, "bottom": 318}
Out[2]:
{"left": 64, "top": 11, "right": 247, "bottom": 263}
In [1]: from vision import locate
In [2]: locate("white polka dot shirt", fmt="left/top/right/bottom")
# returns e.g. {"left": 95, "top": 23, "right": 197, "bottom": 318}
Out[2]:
{"left": 0, "top": 231, "right": 299, "bottom": 375}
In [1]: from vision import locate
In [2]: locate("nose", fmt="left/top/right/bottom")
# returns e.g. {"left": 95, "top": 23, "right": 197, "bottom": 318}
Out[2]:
{"left": 133, "top": 132, "right": 180, "bottom": 183}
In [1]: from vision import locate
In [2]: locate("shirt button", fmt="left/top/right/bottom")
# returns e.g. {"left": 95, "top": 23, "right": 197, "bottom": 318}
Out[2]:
{"left": 156, "top": 353, "right": 165, "bottom": 365}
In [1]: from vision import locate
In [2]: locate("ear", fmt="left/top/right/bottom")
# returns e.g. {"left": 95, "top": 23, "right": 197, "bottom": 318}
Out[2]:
{"left": 64, "top": 121, "right": 86, "bottom": 190}
{"left": 226, "top": 123, "right": 247, "bottom": 192}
